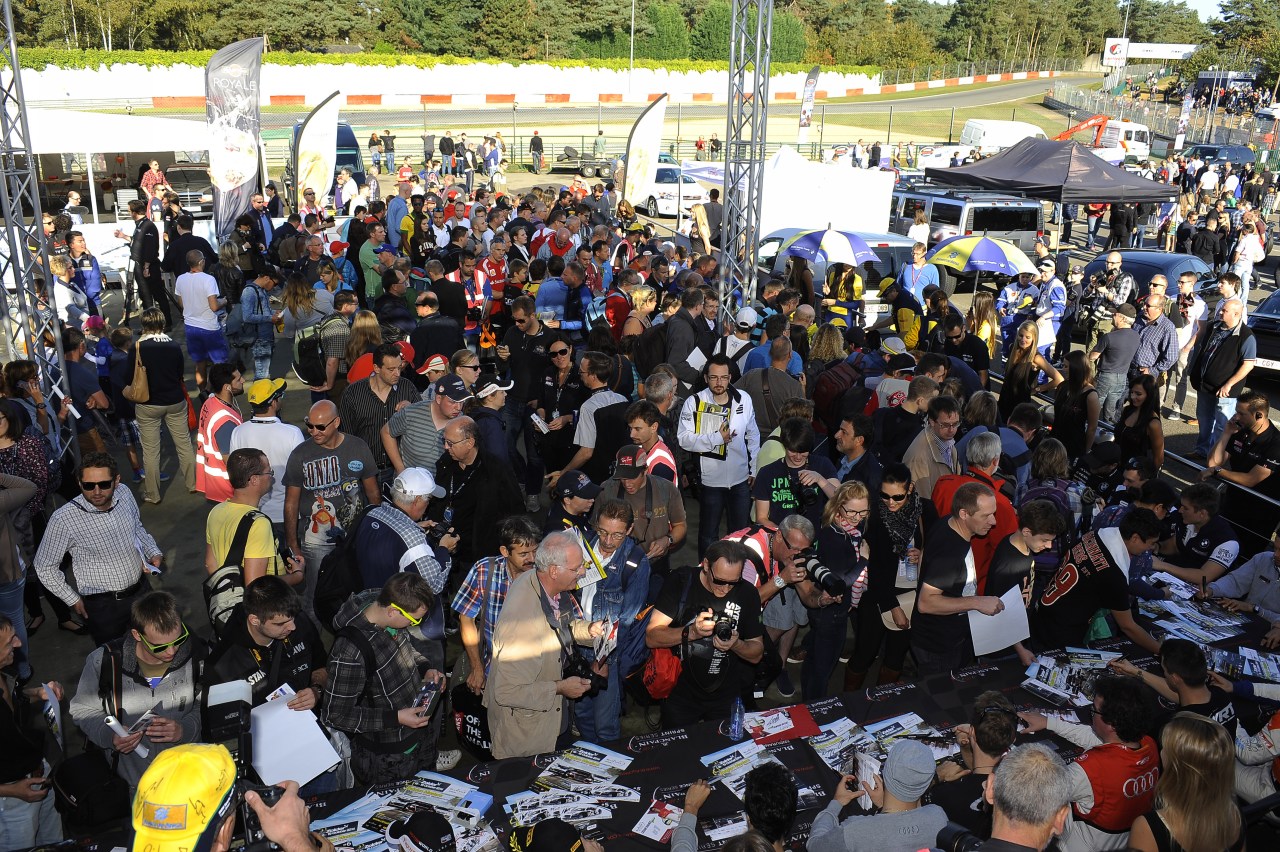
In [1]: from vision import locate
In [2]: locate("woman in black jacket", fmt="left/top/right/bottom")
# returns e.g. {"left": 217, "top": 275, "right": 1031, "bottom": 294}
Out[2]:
{"left": 844, "top": 463, "right": 925, "bottom": 690}
{"left": 803, "top": 480, "right": 870, "bottom": 700}
{"left": 131, "top": 308, "right": 197, "bottom": 504}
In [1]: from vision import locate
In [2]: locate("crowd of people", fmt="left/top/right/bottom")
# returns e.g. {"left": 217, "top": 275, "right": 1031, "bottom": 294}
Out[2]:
{"left": 2, "top": 149, "right": 1280, "bottom": 852}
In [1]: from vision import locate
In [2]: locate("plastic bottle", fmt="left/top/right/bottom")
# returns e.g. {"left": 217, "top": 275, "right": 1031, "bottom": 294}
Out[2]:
{"left": 728, "top": 696, "right": 745, "bottom": 740}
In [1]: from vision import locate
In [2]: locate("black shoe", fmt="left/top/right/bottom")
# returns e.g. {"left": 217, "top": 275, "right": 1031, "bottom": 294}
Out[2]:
{"left": 58, "top": 620, "right": 89, "bottom": 636}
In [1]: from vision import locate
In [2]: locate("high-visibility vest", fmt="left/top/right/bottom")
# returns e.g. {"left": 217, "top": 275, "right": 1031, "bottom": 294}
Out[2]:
{"left": 195, "top": 397, "right": 242, "bottom": 503}
{"left": 447, "top": 266, "right": 491, "bottom": 333}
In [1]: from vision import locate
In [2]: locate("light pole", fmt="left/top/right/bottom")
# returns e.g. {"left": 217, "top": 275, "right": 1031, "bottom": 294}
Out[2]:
{"left": 1121, "top": 0, "right": 1131, "bottom": 39}
{"left": 629, "top": 0, "right": 636, "bottom": 89}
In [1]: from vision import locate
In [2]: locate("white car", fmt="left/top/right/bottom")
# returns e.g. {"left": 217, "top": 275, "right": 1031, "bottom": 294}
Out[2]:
{"left": 1255, "top": 106, "right": 1280, "bottom": 124}
{"left": 639, "top": 166, "right": 708, "bottom": 217}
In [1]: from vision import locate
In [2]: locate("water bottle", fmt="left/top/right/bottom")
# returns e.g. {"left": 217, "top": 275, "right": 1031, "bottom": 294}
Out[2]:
{"left": 728, "top": 696, "right": 745, "bottom": 741}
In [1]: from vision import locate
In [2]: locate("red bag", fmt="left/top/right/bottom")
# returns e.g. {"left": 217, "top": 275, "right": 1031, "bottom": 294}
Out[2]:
{"left": 642, "top": 646, "right": 682, "bottom": 700}
{"left": 183, "top": 389, "right": 198, "bottom": 432}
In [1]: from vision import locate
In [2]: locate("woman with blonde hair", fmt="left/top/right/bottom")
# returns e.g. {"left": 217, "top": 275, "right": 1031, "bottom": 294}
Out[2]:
{"left": 907, "top": 208, "right": 930, "bottom": 244}
{"left": 805, "top": 323, "right": 846, "bottom": 390}
{"left": 967, "top": 291, "right": 999, "bottom": 361}
{"left": 621, "top": 285, "right": 656, "bottom": 338}
{"left": 344, "top": 310, "right": 382, "bottom": 371}
{"left": 998, "top": 320, "right": 1061, "bottom": 422}
{"left": 1128, "top": 712, "right": 1243, "bottom": 852}
{"left": 450, "top": 348, "right": 481, "bottom": 391}
{"left": 803, "top": 480, "right": 870, "bottom": 699}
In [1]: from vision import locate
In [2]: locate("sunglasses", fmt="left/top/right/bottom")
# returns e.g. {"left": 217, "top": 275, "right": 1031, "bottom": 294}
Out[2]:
{"left": 390, "top": 603, "right": 422, "bottom": 626}
{"left": 550, "top": 348, "right": 570, "bottom": 357}
{"left": 457, "top": 364, "right": 481, "bottom": 372}
{"left": 946, "top": 333, "right": 963, "bottom": 341}
{"left": 304, "top": 419, "right": 336, "bottom": 431}
{"left": 704, "top": 568, "right": 739, "bottom": 587}
{"left": 880, "top": 492, "right": 908, "bottom": 502}
{"left": 138, "top": 623, "right": 189, "bottom": 654}
{"left": 80, "top": 479, "right": 115, "bottom": 491}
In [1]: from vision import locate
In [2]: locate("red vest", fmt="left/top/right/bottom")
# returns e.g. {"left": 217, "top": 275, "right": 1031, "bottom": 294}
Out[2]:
{"left": 1073, "top": 737, "right": 1160, "bottom": 833}
{"left": 447, "top": 266, "right": 491, "bottom": 332}
{"left": 195, "top": 397, "right": 243, "bottom": 503}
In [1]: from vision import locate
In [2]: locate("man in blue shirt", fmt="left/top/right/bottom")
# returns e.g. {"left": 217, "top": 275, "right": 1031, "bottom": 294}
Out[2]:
{"left": 894, "top": 242, "right": 940, "bottom": 303}
{"left": 386, "top": 183, "right": 410, "bottom": 250}
{"left": 741, "top": 313, "right": 803, "bottom": 376}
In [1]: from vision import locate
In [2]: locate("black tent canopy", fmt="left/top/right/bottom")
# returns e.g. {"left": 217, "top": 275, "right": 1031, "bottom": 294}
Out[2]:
{"left": 923, "top": 138, "right": 1177, "bottom": 203}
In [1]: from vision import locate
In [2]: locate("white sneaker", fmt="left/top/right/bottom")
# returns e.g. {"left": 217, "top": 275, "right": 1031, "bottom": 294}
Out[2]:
{"left": 436, "top": 749, "right": 462, "bottom": 771}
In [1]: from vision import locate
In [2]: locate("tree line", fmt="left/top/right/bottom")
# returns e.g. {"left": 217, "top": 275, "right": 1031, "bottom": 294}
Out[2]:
{"left": 14, "top": 0, "right": 1218, "bottom": 69}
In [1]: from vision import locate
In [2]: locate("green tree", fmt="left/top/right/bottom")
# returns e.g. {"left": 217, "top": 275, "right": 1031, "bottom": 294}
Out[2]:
{"left": 689, "top": 0, "right": 731, "bottom": 61}
{"left": 395, "top": 0, "right": 480, "bottom": 54}
{"left": 772, "top": 11, "right": 807, "bottom": 63}
{"left": 639, "top": 2, "right": 691, "bottom": 61}
{"left": 942, "top": 0, "right": 1008, "bottom": 62}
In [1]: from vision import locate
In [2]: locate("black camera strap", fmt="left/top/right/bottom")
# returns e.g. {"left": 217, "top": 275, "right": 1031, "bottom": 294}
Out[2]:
{"left": 535, "top": 577, "right": 577, "bottom": 665}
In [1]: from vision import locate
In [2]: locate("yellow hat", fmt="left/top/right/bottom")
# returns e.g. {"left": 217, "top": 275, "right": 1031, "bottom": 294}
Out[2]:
{"left": 132, "top": 744, "right": 237, "bottom": 852}
{"left": 246, "top": 378, "right": 287, "bottom": 405}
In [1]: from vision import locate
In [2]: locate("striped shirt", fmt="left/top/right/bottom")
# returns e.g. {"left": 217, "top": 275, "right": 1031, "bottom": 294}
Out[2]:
{"left": 645, "top": 438, "right": 677, "bottom": 481}
{"left": 384, "top": 400, "right": 444, "bottom": 472}
{"left": 34, "top": 484, "right": 160, "bottom": 604}
{"left": 339, "top": 377, "right": 420, "bottom": 471}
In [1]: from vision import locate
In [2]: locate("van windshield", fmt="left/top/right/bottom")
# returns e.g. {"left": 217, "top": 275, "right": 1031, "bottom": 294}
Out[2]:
{"left": 971, "top": 207, "right": 1039, "bottom": 232}
{"left": 337, "top": 149, "right": 364, "bottom": 173}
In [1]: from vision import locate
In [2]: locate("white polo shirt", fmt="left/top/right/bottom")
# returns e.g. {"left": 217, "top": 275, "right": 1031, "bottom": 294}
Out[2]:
{"left": 229, "top": 416, "right": 305, "bottom": 523}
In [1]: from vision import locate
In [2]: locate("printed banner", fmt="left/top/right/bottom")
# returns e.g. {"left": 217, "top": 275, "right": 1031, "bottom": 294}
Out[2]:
{"left": 797, "top": 65, "right": 820, "bottom": 145}
{"left": 206, "top": 38, "right": 264, "bottom": 243}
{"left": 622, "top": 94, "right": 668, "bottom": 205}
{"left": 294, "top": 91, "right": 342, "bottom": 208}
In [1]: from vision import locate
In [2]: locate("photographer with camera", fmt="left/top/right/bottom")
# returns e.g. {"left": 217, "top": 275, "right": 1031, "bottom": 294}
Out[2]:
{"left": 128, "top": 744, "right": 333, "bottom": 852}
{"left": 646, "top": 540, "right": 764, "bottom": 728}
{"left": 485, "top": 531, "right": 605, "bottom": 759}
{"left": 1083, "top": 253, "right": 1136, "bottom": 354}
{"left": 752, "top": 418, "right": 840, "bottom": 529}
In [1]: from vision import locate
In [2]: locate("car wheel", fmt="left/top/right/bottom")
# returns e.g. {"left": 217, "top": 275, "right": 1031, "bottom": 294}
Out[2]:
{"left": 647, "top": 196, "right": 659, "bottom": 217}
{"left": 937, "top": 265, "right": 957, "bottom": 297}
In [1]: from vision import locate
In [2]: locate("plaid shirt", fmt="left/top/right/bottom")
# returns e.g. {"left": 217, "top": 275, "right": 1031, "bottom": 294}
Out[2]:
{"left": 451, "top": 556, "right": 512, "bottom": 674}
{"left": 1134, "top": 314, "right": 1180, "bottom": 375}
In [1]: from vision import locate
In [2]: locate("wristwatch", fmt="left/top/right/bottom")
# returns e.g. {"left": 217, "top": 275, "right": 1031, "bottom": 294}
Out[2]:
{"left": 773, "top": 575, "right": 787, "bottom": 590}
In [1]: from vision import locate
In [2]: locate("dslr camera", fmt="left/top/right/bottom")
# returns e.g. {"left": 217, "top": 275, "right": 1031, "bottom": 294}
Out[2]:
{"left": 799, "top": 549, "right": 847, "bottom": 598}
{"left": 713, "top": 614, "right": 738, "bottom": 643}
{"left": 563, "top": 651, "right": 609, "bottom": 698}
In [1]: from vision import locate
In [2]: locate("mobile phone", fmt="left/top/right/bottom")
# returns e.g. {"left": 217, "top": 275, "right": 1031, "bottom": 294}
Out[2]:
{"left": 280, "top": 546, "right": 295, "bottom": 563}
{"left": 842, "top": 754, "right": 859, "bottom": 791}
{"left": 414, "top": 679, "right": 442, "bottom": 715}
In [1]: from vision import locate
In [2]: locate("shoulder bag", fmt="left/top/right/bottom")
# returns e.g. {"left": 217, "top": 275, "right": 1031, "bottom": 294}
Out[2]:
{"left": 122, "top": 343, "right": 149, "bottom": 403}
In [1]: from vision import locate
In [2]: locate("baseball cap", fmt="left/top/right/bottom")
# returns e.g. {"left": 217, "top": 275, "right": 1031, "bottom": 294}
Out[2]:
{"left": 329, "top": 240, "right": 349, "bottom": 254}
{"left": 131, "top": 744, "right": 237, "bottom": 852}
{"left": 508, "top": 818, "right": 583, "bottom": 852}
{"left": 735, "top": 306, "right": 759, "bottom": 330}
{"left": 1115, "top": 303, "right": 1138, "bottom": 320}
{"left": 247, "top": 378, "right": 287, "bottom": 405}
{"left": 880, "top": 336, "right": 907, "bottom": 357}
{"left": 1069, "top": 265, "right": 1084, "bottom": 275}
{"left": 385, "top": 810, "right": 456, "bottom": 852}
{"left": 418, "top": 354, "right": 449, "bottom": 376}
{"left": 435, "top": 374, "right": 473, "bottom": 402}
{"left": 877, "top": 278, "right": 899, "bottom": 296}
{"left": 1081, "top": 440, "right": 1122, "bottom": 472}
{"left": 1038, "top": 257, "right": 1056, "bottom": 270}
{"left": 882, "top": 739, "right": 936, "bottom": 802}
{"left": 553, "top": 469, "right": 601, "bottom": 501}
{"left": 886, "top": 353, "right": 917, "bottom": 374}
{"left": 394, "top": 467, "right": 447, "bottom": 500}
{"left": 83, "top": 315, "right": 106, "bottom": 332}
{"left": 1033, "top": 235, "right": 1051, "bottom": 247}
{"left": 627, "top": 222, "right": 645, "bottom": 233}
{"left": 376, "top": 243, "right": 397, "bottom": 255}
{"left": 475, "top": 375, "right": 514, "bottom": 398}
{"left": 613, "top": 444, "right": 647, "bottom": 479}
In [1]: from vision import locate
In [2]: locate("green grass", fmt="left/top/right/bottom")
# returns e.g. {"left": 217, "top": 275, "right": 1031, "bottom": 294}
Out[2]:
{"left": 820, "top": 96, "right": 1075, "bottom": 142}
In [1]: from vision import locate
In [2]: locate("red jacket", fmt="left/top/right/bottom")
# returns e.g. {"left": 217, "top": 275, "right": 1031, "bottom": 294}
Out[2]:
{"left": 930, "top": 468, "right": 1017, "bottom": 593}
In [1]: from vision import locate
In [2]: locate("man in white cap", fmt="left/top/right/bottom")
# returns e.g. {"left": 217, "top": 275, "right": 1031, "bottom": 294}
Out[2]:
{"left": 711, "top": 306, "right": 757, "bottom": 375}
{"left": 353, "top": 468, "right": 451, "bottom": 596}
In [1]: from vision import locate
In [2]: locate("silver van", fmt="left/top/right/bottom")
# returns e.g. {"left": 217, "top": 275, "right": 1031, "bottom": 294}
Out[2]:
{"left": 889, "top": 186, "right": 1044, "bottom": 252}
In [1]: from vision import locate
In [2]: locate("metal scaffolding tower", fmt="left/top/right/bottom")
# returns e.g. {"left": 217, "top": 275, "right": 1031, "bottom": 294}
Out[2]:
{"left": 717, "top": 0, "right": 773, "bottom": 311}
{"left": 0, "top": 0, "right": 72, "bottom": 449}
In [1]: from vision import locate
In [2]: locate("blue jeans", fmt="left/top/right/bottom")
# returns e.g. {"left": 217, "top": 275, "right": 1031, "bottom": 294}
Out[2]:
{"left": 800, "top": 604, "right": 854, "bottom": 701}
{"left": 1196, "top": 390, "right": 1237, "bottom": 456}
{"left": 0, "top": 777, "right": 61, "bottom": 849}
{"left": 1086, "top": 215, "right": 1103, "bottom": 249}
{"left": 501, "top": 397, "right": 533, "bottom": 495}
{"left": 0, "top": 577, "right": 30, "bottom": 680}
{"left": 1095, "top": 371, "right": 1129, "bottom": 425}
{"left": 574, "top": 661, "right": 622, "bottom": 744}
{"left": 697, "top": 480, "right": 751, "bottom": 558}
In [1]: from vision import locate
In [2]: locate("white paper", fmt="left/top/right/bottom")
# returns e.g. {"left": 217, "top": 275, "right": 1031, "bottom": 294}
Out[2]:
{"left": 104, "top": 715, "right": 148, "bottom": 758}
{"left": 686, "top": 347, "right": 707, "bottom": 373}
{"left": 632, "top": 800, "right": 683, "bottom": 842}
{"left": 42, "top": 684, "right": 63, "bottom": 751}
{"left": 968, "top": 586, "right": 1030, "bottom": 657}
{"left": 249, "top": 694, "right": 340, "bottom": 786}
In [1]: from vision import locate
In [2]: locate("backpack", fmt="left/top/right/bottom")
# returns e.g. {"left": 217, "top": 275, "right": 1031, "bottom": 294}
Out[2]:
{"left": 585, "top": 292, "right": 612, "bottom": 335}
{"left": 202, "top": 509, "right": 268, "bottom": 638}
{"left": 632, "top": 322, "right": 669, "bottom": 379}
{"left": 293, "top": 312, "right": 346, "bottom": 387}
{"left": 812, "top": 354, "right": 866, "bottom": 435}
{"left": 314, "top": 505, "right": 378, "bottom": 631}
{"left": 1020, "top": 477, "right": 1074, "bottom": 528}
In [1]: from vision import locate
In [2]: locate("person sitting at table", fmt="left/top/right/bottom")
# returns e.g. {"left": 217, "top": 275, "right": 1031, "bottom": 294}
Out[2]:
{"left": 1194, "top": 518, "right": 1280, "bottom": 625}
{"left": 1148, "top": 482, "right": 1240, "bottom": 588}
{"left": 1109, "top": 637, "right": 1238, "bottom": 739}
{"left": 1030, "top": 508, "right": 1164, "bottom": 656}
{"left": 926, "top": 691, "right": 1020, "bottom": 838}
{"left": 676, "top": 762, "right": 797, "bottom": 852}
{"left": 982, "top": 743, "right": 1074, "bottom": 852}
{"left": 807, "top": 738, "right": 948, "bottom": 852}
{"left": 509, "top": 817, "right": 604, "bottom": 852}
{"left": 1091, "top": 478, "right": 1178, "bottom": 603}
{"left": 1017, "top": 676, "right": 1158, "bottom": 852}
{"left": 1211, "top": 670, "right": 1280, "bottom": 803}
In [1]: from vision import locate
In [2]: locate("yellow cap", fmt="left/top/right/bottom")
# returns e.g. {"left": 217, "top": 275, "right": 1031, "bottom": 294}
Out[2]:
{"left": 132, "top": 744, "right": 237, "bottom": 852}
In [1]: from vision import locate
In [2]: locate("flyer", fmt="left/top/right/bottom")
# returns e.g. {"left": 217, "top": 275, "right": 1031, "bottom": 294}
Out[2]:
{"left": 632, "top": 799, "right": 683, "bottom": 843}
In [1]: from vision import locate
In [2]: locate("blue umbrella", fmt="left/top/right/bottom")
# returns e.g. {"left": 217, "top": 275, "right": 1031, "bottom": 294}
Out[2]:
{"left": 780, "top": 228, "right": 881, "bottom": 267}
{"left": 924, "top": 235, "right": 1036, "bottom": 275}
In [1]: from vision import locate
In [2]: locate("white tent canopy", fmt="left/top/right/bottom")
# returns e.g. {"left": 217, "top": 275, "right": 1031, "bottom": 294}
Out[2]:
{"left": 26, "top": 108, "right": 210, "bottom": 155}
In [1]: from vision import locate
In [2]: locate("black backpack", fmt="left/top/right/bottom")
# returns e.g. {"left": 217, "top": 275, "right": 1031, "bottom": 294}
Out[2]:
{"left": 314, "top": 505, "right": 377, "bottom": 631}
{"left": 293, "top": 312, "right": 347, "bottom": 387}
{"left": 632, "top": 323, "right": 669, "bottom": 379}
{"left": 202, "top": 510, "right": 267, "bottom": 638}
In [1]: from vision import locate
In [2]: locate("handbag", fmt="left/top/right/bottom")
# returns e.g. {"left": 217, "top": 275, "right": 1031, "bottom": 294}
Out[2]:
{"left": 183, "top": 388, "right": 198, "bottom": 432}
{"left": 641, "top": 569, "right": 695, "bottom": 700}
{"left": 122, "top": 342, "right": 149, "bottom": 403}
{"left": 881, "top": 590, "right": 917, "bottom": 631}
{"left": 451, "top": 682, "right": 493, "bottom": 761}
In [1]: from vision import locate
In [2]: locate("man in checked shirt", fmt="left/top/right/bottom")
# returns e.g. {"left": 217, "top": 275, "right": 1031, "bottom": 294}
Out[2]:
{"left": 34, "top": 452, "right": 164, "bottom": 644}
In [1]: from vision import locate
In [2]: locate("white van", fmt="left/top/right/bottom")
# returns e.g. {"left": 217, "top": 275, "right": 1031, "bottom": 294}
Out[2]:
{"left": 958, "top": 119, "right": 1048, "bottom": 154}
{"left": 1097, "top": 120, "right": 1151, "bottom": 162}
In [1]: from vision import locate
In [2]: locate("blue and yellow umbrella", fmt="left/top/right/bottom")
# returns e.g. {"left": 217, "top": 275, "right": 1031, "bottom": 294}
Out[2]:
{"left": 924, "top": 235, "right": 1037, "bottom": 276}
{"left": 779, "top": 228, "right": 882, "bottom": 267}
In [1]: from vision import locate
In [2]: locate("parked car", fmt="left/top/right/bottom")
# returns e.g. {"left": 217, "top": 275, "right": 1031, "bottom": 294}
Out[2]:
{"left": 638, "top": 167, "right": 709, "bottom": 217}
{"left": 1247, "top": 288, "right": 1280, "bottom": 375}
{"left": 1178, "top": 143, "right": 1255, "bottom": 171}
{"left": 1079, "top": 248, "right": 1218, "bottom": 300}
{"left": 165, "top": 163, "right": 214, "bottom": 219}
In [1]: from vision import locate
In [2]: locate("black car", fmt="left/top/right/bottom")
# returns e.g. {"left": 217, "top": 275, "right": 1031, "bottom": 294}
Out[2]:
{"left": 1079, "top": 249, "right": 1218, "bottom": 299}
{"left": 165, "top": 163, "right": 214, "bottom": 220}
{"left": 1178, "top": 144, "right": 1255, "bottom": 171}
{"left": 1247, "top": 289, "right": 1280, "bottom": 376}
